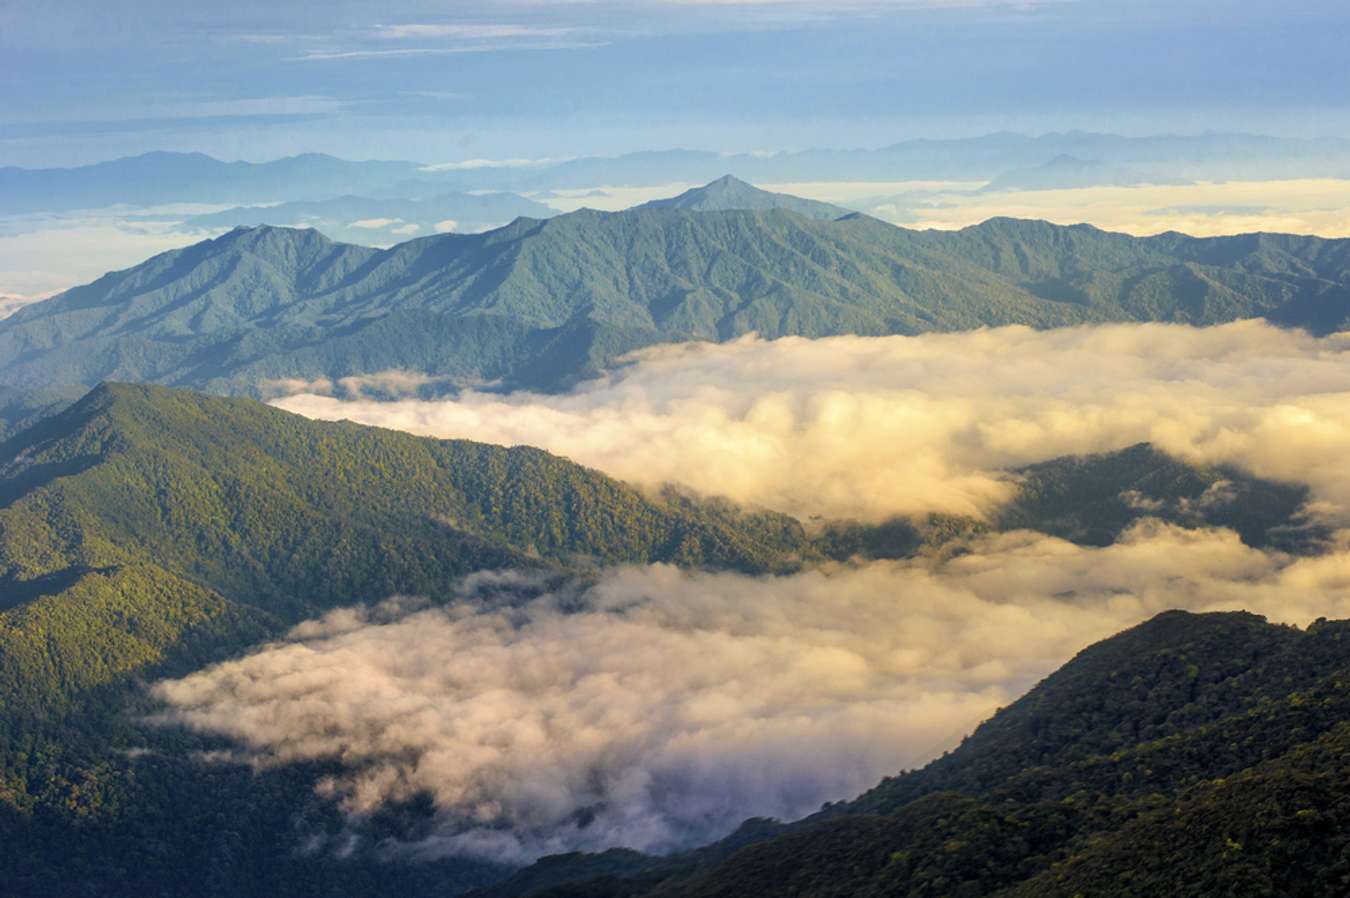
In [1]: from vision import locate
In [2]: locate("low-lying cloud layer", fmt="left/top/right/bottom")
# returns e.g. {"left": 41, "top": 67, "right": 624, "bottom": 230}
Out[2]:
{"left": 778, "top": 178, "right": 1350, "bottom": 238}
{"left": 176, "top": 321, "right": 1350, "bottom": 864}
{"left": 273, "top": 321, "right": 1350, "bottom": 522}
{"left": 156, "top": 523, "right": 1350, "bottom": 864}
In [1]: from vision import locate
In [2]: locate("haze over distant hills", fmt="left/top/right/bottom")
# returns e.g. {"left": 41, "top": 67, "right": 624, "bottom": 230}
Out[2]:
{"left": 471, "top": 132, "right": 1350, "bottom": 191}
{"left": 174, "top": 192, "right": 557, "bottom": 244}
{"left": 0, "top": 152, "right": 438, "bottom": 214}
{"left": 9, "top": 132, "right": 1350, "bottom": 215}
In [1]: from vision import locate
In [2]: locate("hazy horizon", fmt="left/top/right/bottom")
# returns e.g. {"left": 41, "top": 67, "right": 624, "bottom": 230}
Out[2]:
{"left": 5, "top": 0, "right": 1350, "bottom": 167}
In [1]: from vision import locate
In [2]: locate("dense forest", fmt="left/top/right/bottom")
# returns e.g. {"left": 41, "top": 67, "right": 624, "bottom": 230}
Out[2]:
{"left": 0, "top": 382, "right": 1337, "bottom": 896}
{"left": 2, "top": 204, "right": 1350, "bottom": 436}
{"left": 478, "top": 611, "right": 1350, "bottom": 898}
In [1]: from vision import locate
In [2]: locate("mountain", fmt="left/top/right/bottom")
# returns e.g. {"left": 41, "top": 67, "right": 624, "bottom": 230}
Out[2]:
{"left": 0, "top": 152, "right": 453, "bottom": 214}
{"left": 0, "top": 382, "right": 819, "bottom": 896}
{"left": 820, "top": 442, "right": 1326, "bottom": 561}
{"left": 0, "top": 382, "right": 810, "bottom": 701}
{"left": 0, "top": 381, "right": 1312, "bottom": 723}
{"left": 473, "top": 610, "right": 1350, "bottom": 898}
{"left": 0, "top": 381, "right": 827, "bottom": 720}
{"left": 3, "top": 205, "right": 1350, "bottom": 411}
{"left": 637, "top": 175, "right": 851, "bottom": 219}
{"left": 12, "top": 133, "right": 1350, "bottom": 218}
{"left": 0, "top": 383, "right": 1329, "bottom": 896}
{"left": 452, "top": 132, "right": 1350, "bottom": 192}
{"left": 979, "top": 154, "right": 1172, "bottom": 192}
{"left": 175, "top": 191, "right": 557, "bottom": 244}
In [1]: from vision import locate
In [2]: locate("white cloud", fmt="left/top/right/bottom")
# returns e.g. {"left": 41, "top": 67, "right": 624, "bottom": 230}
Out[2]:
{"left": 433, "top": 219, "right": 459, "bottom": 233}
{"left": 419, "top": 157, "right": 569, "bottom": 172}
{"left": 295, "top": 41, "right": 606, "bottom": 61}
{"left": 348, "top": 217, "right": 402, "bottom": 230}
{"left": 155, "top": 522, "right": 1350, "bottom": 864}
{"left": 854, "top": 178, "right": 1350, "bottom": 238}
{"left": 372, "top": 24, "right": 575, "bottom": 40}
{"left": 0, "top": 292, "right": 54, "bottom": 319}
{"left": 273, "top": 321, "right": 1350, "bottom": 523}
{"left": 0, "top": 214, "right": 222, "bottom": 297}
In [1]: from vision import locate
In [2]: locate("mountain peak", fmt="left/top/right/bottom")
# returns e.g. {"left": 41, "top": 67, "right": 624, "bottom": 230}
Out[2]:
{"left": 638, "top": 176, "right": 851, "bottom": 220}
{"left": 705, "top": 173, "right": 753, "bottom": 189}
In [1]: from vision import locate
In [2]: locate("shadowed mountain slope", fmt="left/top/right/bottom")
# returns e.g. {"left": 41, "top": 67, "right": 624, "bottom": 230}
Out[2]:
{"left": 0, "top": 381, "right": 1333, "bottom": 897}
{"left": 478, "top": 611, "right": 1350, "bottom": 898}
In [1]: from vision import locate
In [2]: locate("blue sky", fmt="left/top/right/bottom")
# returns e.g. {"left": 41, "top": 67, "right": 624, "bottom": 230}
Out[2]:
{"left": 3, "top": 0, "right": 1349, "bottom": 167}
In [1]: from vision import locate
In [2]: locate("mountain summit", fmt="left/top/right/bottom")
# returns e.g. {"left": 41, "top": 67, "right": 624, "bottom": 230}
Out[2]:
{"left": 639, "top": 174, "right": 852, "bottom": 219}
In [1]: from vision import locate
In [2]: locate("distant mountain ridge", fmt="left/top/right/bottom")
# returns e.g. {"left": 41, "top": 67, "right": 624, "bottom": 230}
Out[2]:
{"left": 175, "top": 191, "right": 557, "bottom": 244}
{"left": 2, "top": 196, "right": 1349, "bottom": 413}
{"left": 0, "top": 151, "right": 442, "bottom": 214}
{"left": 10, "top": 131, "right": 1350, "bottom": 215}
{"left": 495, "top": 131, "right": 1350, "bottom": 190}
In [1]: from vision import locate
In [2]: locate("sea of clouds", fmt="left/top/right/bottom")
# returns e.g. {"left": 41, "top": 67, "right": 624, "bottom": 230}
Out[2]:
{"left": 157, "top": 320, "right": 1350, "bottom": 864}
{"left": 273, "top": 321, "right": 1350, "bottom": 522}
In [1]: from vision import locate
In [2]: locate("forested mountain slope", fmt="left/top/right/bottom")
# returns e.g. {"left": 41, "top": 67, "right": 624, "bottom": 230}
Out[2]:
{"left": 3, "top": 202, "right": 1349, "bottom": 413}
{"left": 0, "top": 382, "right": 1330, "bottom": 896}
{"left": 481, "top": 611, "right": 1350, "bottom": 898}
{"left": 0, "top": 383, "right": 812, "bottom": 896}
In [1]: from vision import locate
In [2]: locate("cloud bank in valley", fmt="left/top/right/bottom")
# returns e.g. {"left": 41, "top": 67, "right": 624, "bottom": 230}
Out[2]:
{"left": 166, "top": 320, "right": 1350, "bottom": 864}
{"left": 273, "top": 321, "right": 1350, "bottom": 522}
{"left": 776, "top": 178, "right": 1350, "bottom": 238}
{"left": 155, "top": 523, "right": 1350, "bottom": 864}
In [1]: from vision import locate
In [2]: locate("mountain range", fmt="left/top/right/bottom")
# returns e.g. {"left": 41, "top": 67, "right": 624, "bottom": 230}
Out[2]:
{"left": 1, "top": 189, "right": 1348, "bottom": 429}
{"left": 4, "top": 171, "right": 1350, "bottom": 896}
{"left": 0, "top": 381, "right": 1333, "bottom": 897}
{"left": 9, "top": 132, "right": 1350, "bottom": 216}
{"left": 0, "top": 152, "right": 439, "bottom": 215}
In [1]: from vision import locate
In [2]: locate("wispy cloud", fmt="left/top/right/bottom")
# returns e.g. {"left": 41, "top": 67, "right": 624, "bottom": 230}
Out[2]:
{"left": 294, "top": 41, "right": 607, "bottom": 61}
{"left": 371, "top": 23, "right": 576, "bottom": 40}
{"left": 419, "top": 156, "right": 570, "bottom": 172}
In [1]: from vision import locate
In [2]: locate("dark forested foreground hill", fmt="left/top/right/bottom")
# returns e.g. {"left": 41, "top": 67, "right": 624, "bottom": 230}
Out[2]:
{"left": 0, "top": 382, "right": 1332, "bottom": 896}
{"left": 0, "top": 382, "right": 815, "bottom": 710}
{"left": 0, "top": 382, "right": 816, "bottom": 897}
{"left": 3, "top": 200, "right": 1350, "bottom": 422}
{"left": 476, "top": 611, "right": 1350, "bottom": 898}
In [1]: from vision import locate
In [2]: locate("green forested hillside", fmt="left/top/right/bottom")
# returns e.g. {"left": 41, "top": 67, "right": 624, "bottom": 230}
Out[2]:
{"left": 0, "top": 383, "right": 820, "bottom": 897}
{"left": 0, "top": 384, "right": 1332, "bottom": 896}
{"left": 0, "top": 382, "right": 812, "bottom": 708}
{"left": 3, "top": 203, "right": 1349, "bottom": 412}
{"left": 818, "top": 441, "right": 1324, "bottom": 560}
{"left": 482, "top": 612, "right": 1350, "bottom": 898}
{"left": 0, "top": 387, "right": 1307, "bottom": 725}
